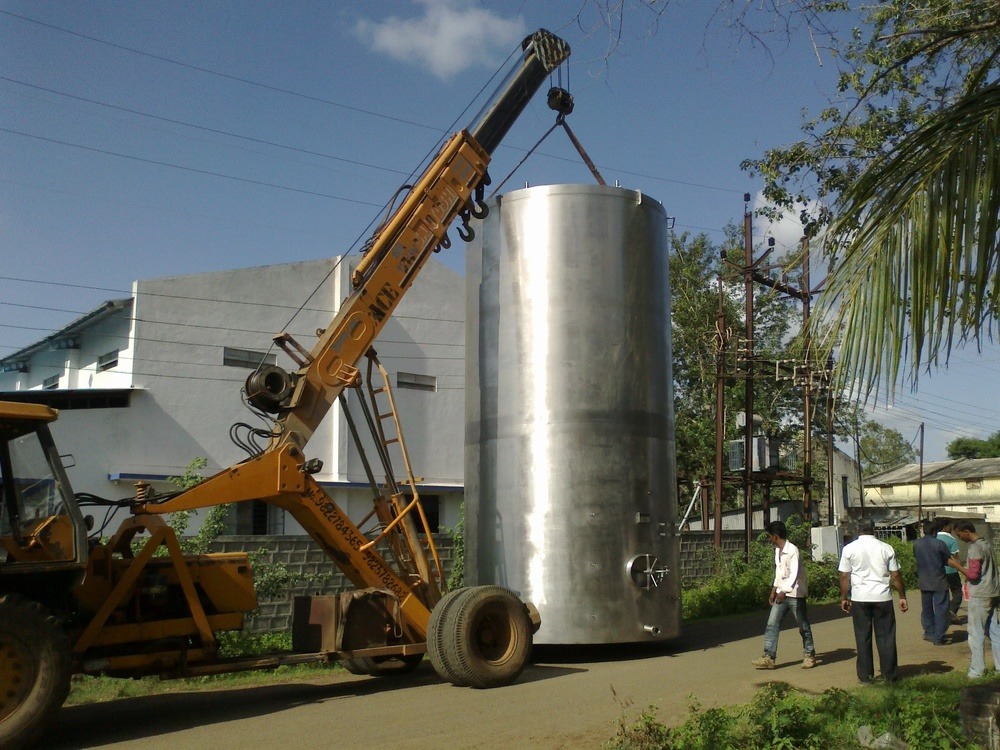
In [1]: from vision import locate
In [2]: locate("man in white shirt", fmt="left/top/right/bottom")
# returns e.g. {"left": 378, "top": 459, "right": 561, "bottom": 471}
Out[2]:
{"left": 838, "top": 517, "right": 909, "bottom": 683}
{"left": 751, "top": 520, "right": 816, "bottom": 670}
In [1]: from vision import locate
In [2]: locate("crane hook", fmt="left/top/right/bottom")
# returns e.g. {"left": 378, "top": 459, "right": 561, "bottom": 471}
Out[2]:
{"left": 469, "top": 184, "right": 489, "bottom": 219}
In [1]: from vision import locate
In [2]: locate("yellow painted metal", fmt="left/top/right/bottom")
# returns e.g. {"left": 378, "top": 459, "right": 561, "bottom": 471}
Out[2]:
{"left": 72, "top": 516, "right": 253, "bottom": 658}
{"left": 81, "top": 648, "right": 216, "bottom": 676}
{"left": 361, "top": 354, "right": 444, "bottom": 596}
{"left": 273, "top": 131, "right": 490, "bottom": 452}
{"left": 0, "top": 400, "right": 58, "bottom": 424}
{"left": 81, "top": 614, "right": 245, "bottom": 650}
{"left": 268, "top": 476, "right": 433, "bottom": 638}
{"left": 134, "top": 447, "right": 305, "bottom": 515}
{"left": 0, "top": 513, "right": 76, "bottom": 562}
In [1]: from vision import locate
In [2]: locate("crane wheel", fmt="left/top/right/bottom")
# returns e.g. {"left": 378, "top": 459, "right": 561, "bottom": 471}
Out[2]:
{"left": 340, "top": 653, "right": 423, "bottom": 677}
{"left": 427, "top": 588, "right": 471, "bottom": 686}
{"left": 0, "top": 596, "right": 72, "bottom": 750}
{"left": 442, "top": 585, "right": 532, "bottom": 689}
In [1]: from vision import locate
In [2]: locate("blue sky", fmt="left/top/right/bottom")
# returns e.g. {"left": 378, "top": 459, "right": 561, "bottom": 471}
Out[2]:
{"left": 3, "top": 0, "right": 999, "bottom": 461}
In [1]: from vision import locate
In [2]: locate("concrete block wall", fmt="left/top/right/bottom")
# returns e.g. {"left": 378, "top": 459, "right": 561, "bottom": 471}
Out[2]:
{"left": 679, "top": 530, "right": 748, "bottom": 584}
{"left": 210, "top": 531, "right": 742, "bottom": 633}
{"left": 209, "top": 534, "right": 457, "bottom": 633}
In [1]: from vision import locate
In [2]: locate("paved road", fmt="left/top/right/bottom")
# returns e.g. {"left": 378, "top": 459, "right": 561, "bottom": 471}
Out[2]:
{"left": 50, "top": 602, "right": 972, "bottom": 750}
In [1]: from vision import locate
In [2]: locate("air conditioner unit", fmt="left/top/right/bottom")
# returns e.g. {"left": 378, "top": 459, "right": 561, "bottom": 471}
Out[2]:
{"left": 728, "top": 437, "right": 780, "bottom": 472}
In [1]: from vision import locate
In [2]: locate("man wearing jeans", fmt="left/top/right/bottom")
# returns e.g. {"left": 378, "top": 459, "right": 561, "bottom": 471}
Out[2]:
{"left": 838, "top": 518, "right": 908, "bottom": 683}
{"left": 951, "top": 520, "right": 1000, "bottom": 678}
{"left": 913, "top": 518, "right": 960, "bottom": 645}
{"left": 751, "top": 521, "right": 816, "bottom": 670}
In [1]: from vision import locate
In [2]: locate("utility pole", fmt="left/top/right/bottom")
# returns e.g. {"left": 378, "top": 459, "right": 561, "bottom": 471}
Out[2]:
{"left": 714, "top": 272, "right": 726, "bottom": 549}
{"left": 799, "top": 235, "right": 814, "bottom": 522}
{"left": 743, "top": 196, "right": 755, "bottom": 558}
{"left": 827, "top": 385, "right": 835, "bottom": 524}
{"left": 744, "top": 232, "right": 817, "bottom": 526}
{"left": 918, "top": 422, "right": 925, "bottom": 521}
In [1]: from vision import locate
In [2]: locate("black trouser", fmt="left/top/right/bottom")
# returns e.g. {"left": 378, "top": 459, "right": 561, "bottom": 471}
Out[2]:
{"left": 851, "top": 600, "right": 898, "bottom": 682}
{"left": 946, "top": 571, "right": 963, "bottom": 614}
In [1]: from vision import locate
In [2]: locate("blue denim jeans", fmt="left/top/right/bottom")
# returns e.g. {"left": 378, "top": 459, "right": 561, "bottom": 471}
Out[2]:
{"left": 920, "top": 589, "right": 950, "bottom": 643}
{"left": 966, "top": 596, "right": 1000, "bottom": 678}
{"left": 763, "top": 596, "right": 815, "bottom": 659}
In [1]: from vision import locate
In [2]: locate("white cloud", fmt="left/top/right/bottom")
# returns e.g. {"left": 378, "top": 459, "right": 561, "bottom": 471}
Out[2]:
{"left": 751, "top": 192, "right": 822, "bottom": 257}
{"left": 355, "top": 0, "right": 526, "bottom": 80}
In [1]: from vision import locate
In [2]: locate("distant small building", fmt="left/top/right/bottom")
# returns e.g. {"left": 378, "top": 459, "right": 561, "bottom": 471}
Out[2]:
{"left": 864, "top": 457, "right": 1000, "bottom": 523}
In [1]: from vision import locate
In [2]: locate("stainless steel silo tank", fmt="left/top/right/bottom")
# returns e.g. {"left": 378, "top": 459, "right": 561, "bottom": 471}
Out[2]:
{"left": 465, "top": 184, "right": 681, "bottom": 645}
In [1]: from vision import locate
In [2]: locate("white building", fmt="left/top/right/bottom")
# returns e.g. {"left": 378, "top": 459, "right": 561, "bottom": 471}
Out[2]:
{"left": 0, "top": 258, "right": 466, "bottom": 535}
{"left": 865, "top": 458, "right": 1000, "bottom": 523}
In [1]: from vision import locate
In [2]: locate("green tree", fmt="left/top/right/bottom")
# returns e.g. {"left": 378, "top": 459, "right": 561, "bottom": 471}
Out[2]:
{"left": 166, "top": 458, "right": 231, "bottom": 554}
{"left": 947, "top": 431, "right": 1000, "bottom": 459}
{"left": 738, "top": 1, "right": 1000, "bottom": 395}
{"left": 669, "top": 228, "right": 802, "bottom": 499}
{"left": 857, "top": 419, "right": 918, "bottom": 477}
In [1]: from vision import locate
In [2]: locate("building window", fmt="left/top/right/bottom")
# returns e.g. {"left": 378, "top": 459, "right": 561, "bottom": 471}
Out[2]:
{"left": 223, "top": 348, "right": 276, "bottom": 369}
{"left": 967, "top": 507, "right": 980, "bottom": 514}
{"left": 883, "top": 486, "right": 893, "bottom": 496}
{"left": 841, "top": 476, "right": 849, "bottom": 508}
{"left": 966, "top": 479, "right": 983, "bottom": 490}
{"left": 97, "top": 349, "right": 119, "bottom": 371}
{"left": 397, "top": 372, "right": 436, "bottom": 392}
{"left": 43, "top": 375, "right": 59, "bottom": 390}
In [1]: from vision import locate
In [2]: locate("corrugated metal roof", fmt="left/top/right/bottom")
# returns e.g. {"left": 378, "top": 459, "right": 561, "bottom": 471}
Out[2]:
{"left": 867, "top": 457, "right": 1000, "bottom": 486}
{"left": 0, "top": 298, "right": 132, "bottom": 364}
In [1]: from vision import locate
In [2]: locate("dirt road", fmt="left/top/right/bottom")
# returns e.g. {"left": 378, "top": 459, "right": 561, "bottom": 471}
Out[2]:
{"left": 49, "top": 603, "right": 972, "bottom": 750}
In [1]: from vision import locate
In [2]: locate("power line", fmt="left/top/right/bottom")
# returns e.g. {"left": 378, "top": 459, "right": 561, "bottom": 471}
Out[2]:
{"left": 1, "top": 76, "right": 410, "bottom": 178}
{"left": 2, "top": 12, "right": 746, "bottom": 200}
{"left": 0, "top": 274, "right": 465, "bottom": 323}
{"left": 1, "top": 128, "right": 384, "bottom": 207}
{"left": 1, "top": 11, "right": 443, "bottom": 133}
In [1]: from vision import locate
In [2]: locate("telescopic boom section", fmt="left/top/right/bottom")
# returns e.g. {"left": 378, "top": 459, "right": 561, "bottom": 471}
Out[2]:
{"left": 257, "top": 29, "right": 570, "bottom": 452}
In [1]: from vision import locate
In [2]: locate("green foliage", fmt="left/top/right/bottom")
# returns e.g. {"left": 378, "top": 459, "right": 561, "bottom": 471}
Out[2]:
{"left": 605, "top": 706, "right": 672, "bottom": 750}
{"left": 807, "top": 553, "right": 842, "bottom": 601}
{"left": 668, "top": 229, "right": 801, "bottom": 492}
{"left": 165, "top": 457, "right": 209, "bottom": 537}
{"left": 247, "top": 548, "right": 304, "bottom": 600}
{"left": 604, "top": 674, "right": 979, "bottom": 750}
{"left": 216, "top": 630, "right": 292, "bottom": 657}
{"left": 737, "top": 2, "right": 1000, "bottom": 394}
{"left": 948, "top": 431, "right": 1000, "bottom": 460}
{"left": 444, "top": 502, "right": 465, "bottom": 591}
{"left": 886, "top": 534, "right": 918, "bottom": 591}
{"left": 682, "top": 519, "right": 841, "bottom": 620}
{"left": 857, "top": 420, "right": 918, "bottom": 477}
{"left": 682, "top": 540, "right": 774, "bottom": 620}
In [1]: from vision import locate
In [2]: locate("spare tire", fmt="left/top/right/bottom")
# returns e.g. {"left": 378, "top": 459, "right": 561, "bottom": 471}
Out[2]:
{"left": 442, "top": 586, "right": 532, "bottom": 689}
{"left": 426, "top": 588, "right": 471, "bottom": 686}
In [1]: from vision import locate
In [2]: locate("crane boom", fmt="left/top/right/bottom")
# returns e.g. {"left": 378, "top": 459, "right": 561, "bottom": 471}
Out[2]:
{"left": 244, "top": 29, "right": 570, "bottom": 452}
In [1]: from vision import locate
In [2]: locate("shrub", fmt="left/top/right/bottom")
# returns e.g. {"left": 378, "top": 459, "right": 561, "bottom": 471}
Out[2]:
{"left": 604, "top": 674, "right": 978, "bottom": 750}
{"left": 682, "top": 519, "right": 842, "bottom": 621}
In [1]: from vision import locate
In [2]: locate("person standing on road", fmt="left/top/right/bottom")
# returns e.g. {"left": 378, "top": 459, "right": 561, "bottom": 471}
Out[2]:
{"left": 950, "top": 520, "right": 1000, "bottom": 678}
{"left": 751, "top": 520, "right": 817, "bottom": 670}
{"left": 913, "top": 519, "right": 960, "bottom": 645}
{"left": 838, "top": 517, "right": 908, "bottom": 684}
{"left": 936, "top": 518, "right": 964, "bottom": 623}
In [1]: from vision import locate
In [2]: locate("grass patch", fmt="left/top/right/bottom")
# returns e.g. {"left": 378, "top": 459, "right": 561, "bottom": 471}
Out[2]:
{"left": 66, "top": 631, "right": 348, "bottom": 706}
{"left": 605, "top": 673, "right": 982, "bottom": 750}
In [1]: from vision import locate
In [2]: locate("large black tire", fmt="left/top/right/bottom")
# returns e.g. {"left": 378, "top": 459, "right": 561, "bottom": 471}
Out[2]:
{"left": 442, "top": 586, "right": 532, "bottom": 689}
{"left": 340, "top": 653, "right": 423, "bottom": 677}
{"left": 0, "top": 596, "right": 72, "bottom": 750}
{"left": 426, "top": 588, "right": 471, "bottom": 686}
